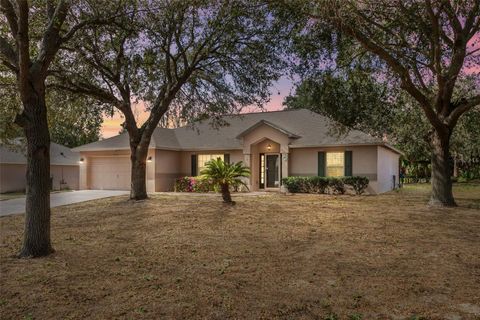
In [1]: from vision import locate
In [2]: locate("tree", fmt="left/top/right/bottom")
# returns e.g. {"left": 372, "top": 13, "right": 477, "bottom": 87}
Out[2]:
{"left": 294, "top": 0, "right": 480, "bottom": 206}
{"left": 1, "top": 81, "right": 103, "bottom": 148}
{"left": 55, "top": 0, "right": 285, "bottom": 200}
{"left": 200, "top": 158, "right": 250, "bottom": 204}
{"left": 284, "top": 67, "right": 397, "bottom": 137}
{"left": 47, "top": 91, "right": 103, "bottom": 148}
{"left": 0, "top": 0, "right": 108, "bottom": 257}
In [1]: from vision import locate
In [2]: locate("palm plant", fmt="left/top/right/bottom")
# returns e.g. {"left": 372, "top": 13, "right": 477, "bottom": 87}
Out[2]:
{"left": 200, "top": 158, "right": 250, "bottom": 204}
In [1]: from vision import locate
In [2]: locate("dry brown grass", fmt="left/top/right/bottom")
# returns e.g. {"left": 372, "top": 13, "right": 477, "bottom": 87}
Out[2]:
{"left": 1, "top": 184, "right": 479, "bottom": 320}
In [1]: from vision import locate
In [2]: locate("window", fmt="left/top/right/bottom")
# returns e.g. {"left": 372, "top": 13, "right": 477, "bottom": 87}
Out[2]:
{"left": 260, "top": 154, "right": 265, "bottom": 185}
{"left": 198, "top": 154, "right": 224, "bottom": 173}
{"left": 326, "top": 152, "right": 344, "bottom": 177}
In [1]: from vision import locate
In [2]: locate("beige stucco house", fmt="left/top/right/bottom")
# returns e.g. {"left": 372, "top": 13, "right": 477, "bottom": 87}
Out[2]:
{"left": 0, "top": 142, "right": 80, "bottom": 193}
{"left": 73, "top": 109, "right": 401, "bottom": 194}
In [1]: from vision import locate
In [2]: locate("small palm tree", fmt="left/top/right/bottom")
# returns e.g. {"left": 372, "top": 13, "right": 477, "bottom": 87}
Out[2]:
{"left": 200, "top": 158, "right": 250, "bottom": 204}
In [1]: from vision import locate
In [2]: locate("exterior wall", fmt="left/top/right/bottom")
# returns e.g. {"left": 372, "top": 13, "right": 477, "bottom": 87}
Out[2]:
{"left": 0, "top": 164, "right": 26, "bottom": 193}
{"left": 179, "top": 150, "right": 243, "bottom": 176}
{"left": 289, "top": 146, "right": 382, "bottom": 194}
{"left": 241, "top": 124, "right": 290, "bottom": 154}
{"left": 50, "top": 165, "right": 79, "bottom": 191}
{"left": 0, "top": 164, "right": 78, "bottom": 193}
{"left": 376, "top": 146, "right": 400, "bottom": 193}
{"left": 155, "top": 149, "right": 182, "bottom": 192}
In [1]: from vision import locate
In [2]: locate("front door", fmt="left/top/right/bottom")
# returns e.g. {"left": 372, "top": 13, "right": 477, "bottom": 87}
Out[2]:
{"left": 266, "top": 154, "right": 280, "bottom": 188}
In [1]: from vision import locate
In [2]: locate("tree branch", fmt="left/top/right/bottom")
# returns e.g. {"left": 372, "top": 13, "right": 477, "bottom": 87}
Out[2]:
{"left": 447, "top": 95, "right": 480, "bottom": 127}
{"left": 35, "top": 0, "right": 70, "bottom": 77}
{"left": 0, "top": 35, "right": 17, "bottom": 68}
{"left": 0, "top": 0, "right": 18, "bottom": 37}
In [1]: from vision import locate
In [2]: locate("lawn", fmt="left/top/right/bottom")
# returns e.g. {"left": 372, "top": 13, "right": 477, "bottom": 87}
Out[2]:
{"left": 0, "top": 184, "right": 479, "bottom": 319}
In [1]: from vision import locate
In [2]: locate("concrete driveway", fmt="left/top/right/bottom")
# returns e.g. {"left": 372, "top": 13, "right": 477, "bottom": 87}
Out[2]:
{"left": 0, "top": 190, "right": 129, "bottom": 217}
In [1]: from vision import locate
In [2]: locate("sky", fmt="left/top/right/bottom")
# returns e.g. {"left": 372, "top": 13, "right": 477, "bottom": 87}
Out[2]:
{"left": 100, "top": 76, "right": 295, "bottom": 138}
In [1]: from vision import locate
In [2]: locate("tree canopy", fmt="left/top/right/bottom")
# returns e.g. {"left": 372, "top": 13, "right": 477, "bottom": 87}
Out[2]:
{"left": 53, "top": 0, "right": 287, "bottom": 200}
{"left": 280, "top": 0, "right": 480, "bottom": 206}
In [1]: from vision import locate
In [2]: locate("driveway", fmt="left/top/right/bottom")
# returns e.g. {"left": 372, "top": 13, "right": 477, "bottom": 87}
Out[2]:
{"left": 0, "top": 190, "right": 129, "bottom": 217}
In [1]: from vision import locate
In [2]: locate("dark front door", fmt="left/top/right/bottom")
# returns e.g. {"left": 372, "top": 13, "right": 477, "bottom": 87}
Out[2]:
{"left": 266, "top": 154, "right": 280, "bottom": 188}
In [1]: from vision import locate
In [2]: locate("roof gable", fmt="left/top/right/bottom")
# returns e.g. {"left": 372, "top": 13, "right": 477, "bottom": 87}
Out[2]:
{"left": 235, "top": 120, "right": 301, "bottom": 139}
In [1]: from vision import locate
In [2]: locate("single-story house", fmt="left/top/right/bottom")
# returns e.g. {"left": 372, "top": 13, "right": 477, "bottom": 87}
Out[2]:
{"left": 0, "top": 142, "right": 80, "bottom": 193}
{"left": 73, "top": 109, "right": 401, "bottom": 194}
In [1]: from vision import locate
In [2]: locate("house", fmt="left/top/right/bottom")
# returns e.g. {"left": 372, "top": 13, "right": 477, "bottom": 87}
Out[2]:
{"left": 0, "top": 142, "right": 80, "bottom": 193}
{"left": 73, "top": 109, "right": 401, "bottom": 194}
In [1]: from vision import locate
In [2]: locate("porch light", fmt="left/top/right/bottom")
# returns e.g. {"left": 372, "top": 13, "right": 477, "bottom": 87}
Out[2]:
{"left": 267, "top": 144, "right": 272, "bottom": 151}
{"left": 79, "top": 158, "right": 84, "bottom": 163}
{"left": 147, "top": 156, "right": 153, "bottom": 162}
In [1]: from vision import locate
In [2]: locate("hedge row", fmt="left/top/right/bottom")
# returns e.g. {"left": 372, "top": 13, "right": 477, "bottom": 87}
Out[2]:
{"left": 282, "top": 176, "right": 369, "bottom": 195}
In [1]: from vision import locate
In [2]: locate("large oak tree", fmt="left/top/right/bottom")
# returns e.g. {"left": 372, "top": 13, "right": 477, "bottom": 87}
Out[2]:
{"left": 0, "top": 0, "right": 108, "bottom": 257}
{"left": 287, "top": 0, "right": 480, "bottom": 206}
{"left": 55, "top": 0, "right": 285, "bottom": 200}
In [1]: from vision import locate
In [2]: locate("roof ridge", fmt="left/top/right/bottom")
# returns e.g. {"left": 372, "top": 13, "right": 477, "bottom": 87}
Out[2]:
{"left": 171, "top": 108, "right": 307, "bottom": 131}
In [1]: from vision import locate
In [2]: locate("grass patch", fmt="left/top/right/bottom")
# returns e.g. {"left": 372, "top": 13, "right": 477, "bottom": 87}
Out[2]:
{"left": 0, "top": 184, "right": 479, "bottom": 319}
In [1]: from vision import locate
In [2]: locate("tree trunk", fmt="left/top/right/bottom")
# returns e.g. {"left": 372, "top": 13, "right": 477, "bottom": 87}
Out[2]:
{"left": 220, "top": 183, "right": 233, "bottom": 203}
{"left": 18, "top": 85, "right": 54, "bottom": 258}
{"left": 429, "top": 130, "right": 456, "bottom": 207}
{"left": 130, "top": 141, "right": 149, "bottom": 200}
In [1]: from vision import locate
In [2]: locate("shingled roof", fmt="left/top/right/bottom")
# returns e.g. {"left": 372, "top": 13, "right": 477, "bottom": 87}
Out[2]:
{"left": 73, "top": 109, "right": 400, "bottom": 153}
{"left": 0, "top": 142, "right": 80, "bottom": 165}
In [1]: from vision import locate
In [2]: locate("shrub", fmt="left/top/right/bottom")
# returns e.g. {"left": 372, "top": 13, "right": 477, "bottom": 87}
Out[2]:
{"left": 327, "top": 177, "right": 346, "bottom": 194}
{"left": 174, "top": 176, "right": 214, "bottom": 192}
{"left": 307, "top": 176, "right": 329, "bottom": 193}
{"left": 342, "top": 176, "right": 370, "bottom": 195}
{"left": 282, "top": 176, "right": 369, "bottom": 195}
{"left": 282, "top": 176, "right": 306, "bottom": 193}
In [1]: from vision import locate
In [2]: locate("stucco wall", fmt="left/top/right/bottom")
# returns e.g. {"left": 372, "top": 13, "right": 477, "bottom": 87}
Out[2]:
{"left": 0, "top": 164, "right": 26, "bottom": 193}
{"left": 376, "top": 146, "right": 400, "bottom": 193}
{"left": 289, "top": 146, "right": 381, "bottom": 194}
{"left": 155, "top": 149, "right": 182, "bottom": 192}
{"left": 0, "top": 164, "right": 78, "bottom": 193}
{"left": 242, "top": 124, "right": 290, "bottom": 154}
{"left": 50, "top": 165, "right": 79, "bottom": 191}
{"left": 179, "top": 150, "right": 243, "bottom": 176}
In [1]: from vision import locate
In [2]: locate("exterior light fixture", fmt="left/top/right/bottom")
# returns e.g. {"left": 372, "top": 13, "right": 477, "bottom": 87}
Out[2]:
{"left": 267, "top": 144, "right": 272, "bottom": 151}
{"left": 147, "top": 156, "right": 153, "bottom": 162}
{"left": 79, "top": 158, "right": 84, "bottom": 163}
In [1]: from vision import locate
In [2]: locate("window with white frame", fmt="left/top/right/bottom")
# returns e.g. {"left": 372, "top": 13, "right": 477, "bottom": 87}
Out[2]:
{"left": 198, "top": 154, "right": 224, "bottom": 173}
{"left": 326, "top": 152, "right": 344, "bottom": 177}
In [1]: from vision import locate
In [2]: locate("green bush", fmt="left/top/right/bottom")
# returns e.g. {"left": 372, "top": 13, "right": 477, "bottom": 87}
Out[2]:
{"left": 308, "top": 176, "right": 330, "bottom": 193}
{"left": 282, "top": 176, "right": 309, "bottom": 193}
{"left": 342, "top": 176, "right": 370, "bottom": 194}
{"left": 282, "top": 176, "right": 369, "bottom": 195}
{"left": 327, "top": 177, "right": 346, "bottom": 194}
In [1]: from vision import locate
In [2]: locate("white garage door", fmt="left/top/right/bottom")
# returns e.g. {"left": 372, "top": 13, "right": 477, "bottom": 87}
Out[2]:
{"left": 89, "top": 156, "right": 131, "bottom": 190}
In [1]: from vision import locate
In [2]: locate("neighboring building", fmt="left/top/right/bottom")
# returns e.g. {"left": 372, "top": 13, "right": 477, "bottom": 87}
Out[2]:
{"left": 0, "top": 142, "right": 80, "bottom": 193}
{"left": 73, "top": 109, "right": 401, "bottom": 194}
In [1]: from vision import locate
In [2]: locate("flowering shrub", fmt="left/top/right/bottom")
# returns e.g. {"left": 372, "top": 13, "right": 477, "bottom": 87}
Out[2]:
{"left": 174, "top": 176, "right": 214, "bottom": 192}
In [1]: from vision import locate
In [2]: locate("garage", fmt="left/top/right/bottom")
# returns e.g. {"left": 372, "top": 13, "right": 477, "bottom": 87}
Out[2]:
{"left": 88, "top": 156, "right": 131, "bottom": 190}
